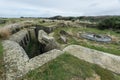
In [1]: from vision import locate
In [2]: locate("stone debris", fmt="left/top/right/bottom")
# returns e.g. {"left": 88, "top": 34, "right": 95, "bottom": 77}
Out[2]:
{"left": 60, "top": 35, "right": 67, "bottom": 43}
{"left": 85, "top": 74, "right": 101, "bottom": 80}
{"left": 38, "top": 30, "right": 60, "bottom": 51}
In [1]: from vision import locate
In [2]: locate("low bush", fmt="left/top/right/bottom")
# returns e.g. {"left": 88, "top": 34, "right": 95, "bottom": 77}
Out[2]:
{"left": 0, "top": 27, "right": 11, "bottom": 39}
{"left": 98, "top": 17, "right": 120, "bottom": 30}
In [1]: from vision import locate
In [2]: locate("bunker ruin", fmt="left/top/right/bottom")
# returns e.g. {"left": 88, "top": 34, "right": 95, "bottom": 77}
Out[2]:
{"left": 1, "top": 22, "right": 120, "bottom": 80}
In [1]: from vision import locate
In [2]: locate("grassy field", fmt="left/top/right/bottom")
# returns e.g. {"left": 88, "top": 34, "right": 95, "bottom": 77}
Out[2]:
{"left": 36, "top": 21, "right": 58, "bottom": 27}
{"left": 54, "top": 27, "right": 120, "bottom": 56}
{"left": 0, "top": 24, "right": 6, "bottom": 27}
{"left": 21, "top": 53, "right": 120, "bottom": 80}
{"left": 0, "top": 41, "right": 4, "bottom": 79}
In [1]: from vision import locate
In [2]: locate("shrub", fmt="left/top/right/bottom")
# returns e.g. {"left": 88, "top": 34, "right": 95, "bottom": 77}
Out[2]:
{"left": 0, "top": 27, "right": 11, "bottom": 39}
{"left": 98, "top": 17, "right": 120, "bottom": 30}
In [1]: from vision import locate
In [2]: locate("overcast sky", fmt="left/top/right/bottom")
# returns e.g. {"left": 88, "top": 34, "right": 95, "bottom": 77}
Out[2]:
{"left": 0, "top": 0, "right": 120, "bottom": 17}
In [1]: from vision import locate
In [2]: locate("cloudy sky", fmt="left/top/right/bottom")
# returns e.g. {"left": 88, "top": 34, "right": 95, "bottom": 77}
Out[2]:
{"left": 0, "top": 0, "right": 120, "bottom": 17}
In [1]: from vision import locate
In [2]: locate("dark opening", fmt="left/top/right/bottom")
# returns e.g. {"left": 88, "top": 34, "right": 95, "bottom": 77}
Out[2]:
{"left": 21, "top": 40, "right": 25, "bottom": 49}
{"left": 24, "top": 37, "right": 27, "bottom": 45}
{"left": 26, "top": 34, "right": 29, "bottom": 41}
{"left": 25, "top": 27, "right": 47, "bottom": 59}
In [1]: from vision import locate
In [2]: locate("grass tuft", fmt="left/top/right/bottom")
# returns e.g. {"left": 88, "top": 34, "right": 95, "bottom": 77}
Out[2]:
{"left": 0, "top": 27, "right": 11, "bottom": 39}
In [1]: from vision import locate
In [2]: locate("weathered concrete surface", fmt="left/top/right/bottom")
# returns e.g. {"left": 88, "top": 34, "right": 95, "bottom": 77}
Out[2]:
{"left": 63, "top": 45, "right": 120, "bottom": 74}
{"left": 2, "top": 40, "right": 29, "bottom": 80}
{"left": 28, "top": 27, "right": 36, "bottom": 41}
{"left": 38, "top": 30, "right": 48, "bottom": 44}
{"left": 25, "top": 49, "right": 63, "bottom": 72}
{"left": 9, "top": 30, "right": 29, "bottom": 43}
{"left": 38, "top": 30, "right": 60, "bottom": 51}
{"left": 2, "top": 40, "right": 63, "bottom": 80}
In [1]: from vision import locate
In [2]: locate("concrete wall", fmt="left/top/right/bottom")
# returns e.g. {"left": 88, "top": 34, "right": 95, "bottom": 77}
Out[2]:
{"left": 25, "top": 49, "right": 63, "bottom": 72}
{"left": 63, "top": 45, "right": 120, "bottom": 74}
{"left": 2, "top": 40, "right": 63, "bottom": 80}
{"left": 9, "top": 29, "right": 30, "bottom": 49}
{"left": 2, "top": 40, "right": 29, "bottom": 80}
{"left": 38, "top": 30, "right": 60, "bottom": 52}
{"left": 28, "top": 27, "right": 37, "bottom": 41}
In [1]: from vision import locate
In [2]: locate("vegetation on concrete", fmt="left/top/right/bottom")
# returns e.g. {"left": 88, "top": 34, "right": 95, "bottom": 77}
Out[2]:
{"left": 54, "top": 27, "right": 120, "bottom": 55}
{"left": 26, "top": 39, "right": 40, "bottom": 58}
{"left": 21, "top": 53, "right": 120, "bottom": 80}
{"left": 0, "top": 18, "right": 24, "bottom": 27}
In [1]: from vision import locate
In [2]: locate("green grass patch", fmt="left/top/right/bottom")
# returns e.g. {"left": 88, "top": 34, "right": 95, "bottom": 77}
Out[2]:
{"left": 83, "top": 44, "right": 120, "bottom": 56}
{"left": 93, "top": 65, "right": 116, "bottom": 80}
{"left": 69, "top": 38, "right": 120, "bottom": 56}
{"left": 0, "top": 24, "right": 6, "bottom": 27}
{"left": 0, "top": 41, "right": 4, "bottom": 79}
{"left": 26, "top": 39, "right": 40, "bottom": 58}
{"left": 0, "top": 41, "right": 3, "bottom": 57}
{"left": 21, "top": 53, "right": 120, "bottom": 80}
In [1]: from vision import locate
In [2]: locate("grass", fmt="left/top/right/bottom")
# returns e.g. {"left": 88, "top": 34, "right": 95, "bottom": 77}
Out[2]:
{"left": 83, "top": 44, "right": 120, "bottom": 55}
{"left": 0, "top": 41, "right": 3, "bottom": 57}
{"left": 94, "top": 65, "right": 116, "bottom": 80}
{"left": 0, "top": 41, "right": 4, "bottom": 79}
{"left": 67, "top": 38, "right": 120, "bottom": 55}
{"left": 26, "top": 39, "right": 40, "bottom": 58}
{"left": 0, "top": 24, "right": 6, "bottom": 27}
{"left": 21, "top": 53, "right": 120, "bottom": 80}
{"left": 36, "top": 20, "right": 57, "bottom": 27}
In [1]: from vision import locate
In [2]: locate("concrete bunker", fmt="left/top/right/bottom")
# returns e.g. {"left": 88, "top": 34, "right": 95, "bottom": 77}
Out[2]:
{"left": 8, "top": 26, "right": 59, "bottom": 59}
{"left": 2, "top": 22, "right": 120, "bottom": 80}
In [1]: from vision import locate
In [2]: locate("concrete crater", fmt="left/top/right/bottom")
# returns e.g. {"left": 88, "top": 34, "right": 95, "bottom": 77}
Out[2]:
{"left": 81, "top": 33, "right": 112, "bottom": 42}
